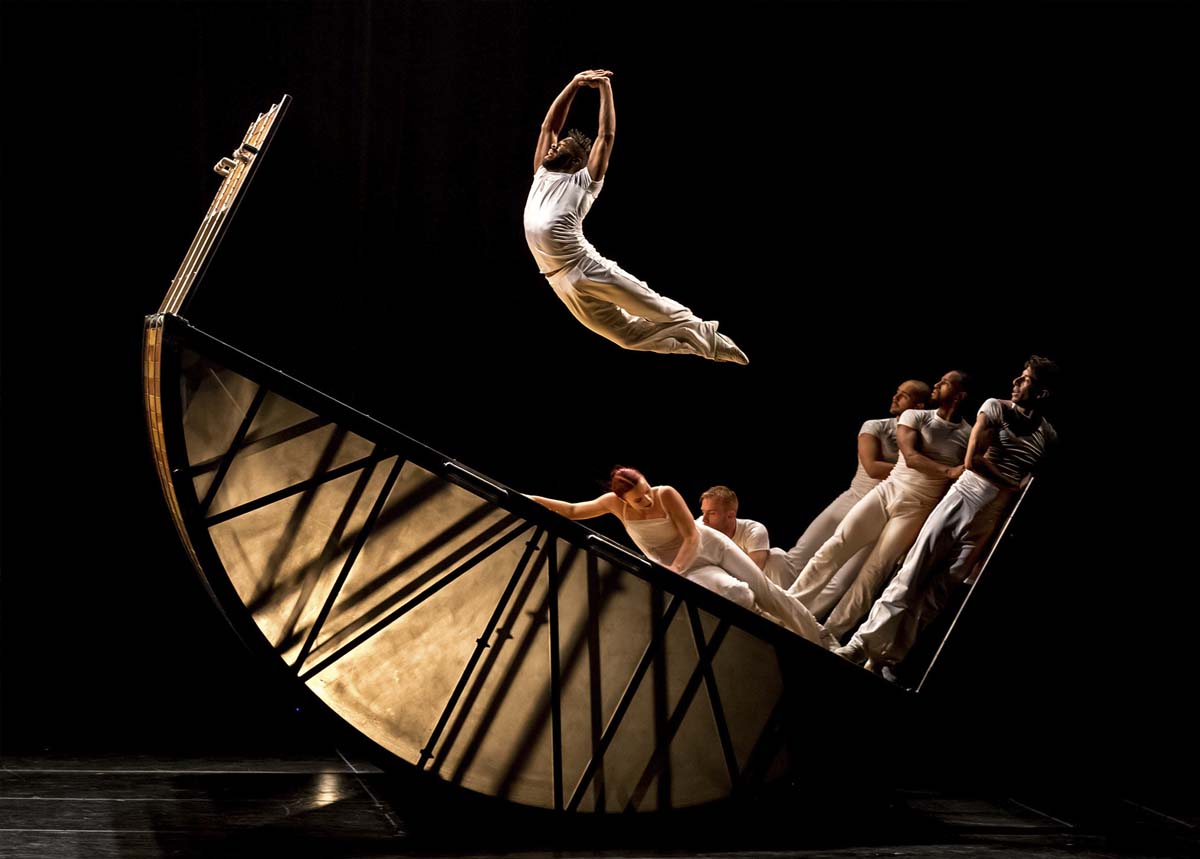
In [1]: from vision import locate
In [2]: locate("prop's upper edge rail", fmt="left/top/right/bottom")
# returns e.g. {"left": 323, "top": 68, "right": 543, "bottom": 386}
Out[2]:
{"left": 155, "top": 312, "right": 864, "bottom": 662}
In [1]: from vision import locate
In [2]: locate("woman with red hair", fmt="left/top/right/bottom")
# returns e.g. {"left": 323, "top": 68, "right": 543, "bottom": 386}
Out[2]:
{"left": 530, "top": 467, "right": 832, "bottom": 645}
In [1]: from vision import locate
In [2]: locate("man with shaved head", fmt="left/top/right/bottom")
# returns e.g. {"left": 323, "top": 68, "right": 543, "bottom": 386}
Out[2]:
{"left": 761, "top": 380, "right": 930, "bottom": 595}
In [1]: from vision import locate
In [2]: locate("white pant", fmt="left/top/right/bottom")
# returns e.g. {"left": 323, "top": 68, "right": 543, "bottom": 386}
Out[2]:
{"left": 849, "top": 483, "right": 1002, "bottom": 666}
{"left": 547, "top": 258, "right": 719, "bottom": 358}
{"left": 787, "top": 481, "right": 936, "bottom": 640}
{"left": 763, "top": 548, "right": 800, "bottom": 589}
{"left": 782, "top": 488, "right": 875, "bottom": 618}
{"left": 684, "top": 528, "right": 833, "bottom": 648}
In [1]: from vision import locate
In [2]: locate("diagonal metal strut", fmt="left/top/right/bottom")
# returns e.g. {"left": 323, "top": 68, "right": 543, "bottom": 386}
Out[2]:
{"left": 298, "top": 519, "right": 533, "bottom": 681}
{"left": 418, "top": 527, "right": 545, "bottom": 768}
{"left": 565, "top": 593, "right": 683, "bottom": 812}
{"left": 292, "top": 452, "right": 404, "bottom": 673}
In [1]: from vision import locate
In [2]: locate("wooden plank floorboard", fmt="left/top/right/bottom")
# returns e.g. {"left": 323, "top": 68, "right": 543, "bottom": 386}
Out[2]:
{"left": 0, "top": 756, "right": 1194, "bottom": 859}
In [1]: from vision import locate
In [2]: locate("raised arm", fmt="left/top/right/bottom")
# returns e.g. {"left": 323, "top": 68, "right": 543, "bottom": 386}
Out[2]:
{"left": 898, "top": 425, "right": 965, "bottom": 480}
{"left": 529, "top": 491, "right": 623, "bottom": 521}
{"left": 533, "top": 70, "right": 612, "bottom": 174}
{"left": 584, "top": 75, "right": 615, "bottom": 181}
{"left": 659, "top": 486, "right": 700, "bottom": 573}
{"left": 857, "top": 433, "right": 895, "bottom": 480}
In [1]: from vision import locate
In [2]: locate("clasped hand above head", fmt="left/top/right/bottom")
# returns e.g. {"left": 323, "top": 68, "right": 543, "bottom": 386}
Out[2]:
{"left": 574, "top": 69, "right": 612, "bottom": 87}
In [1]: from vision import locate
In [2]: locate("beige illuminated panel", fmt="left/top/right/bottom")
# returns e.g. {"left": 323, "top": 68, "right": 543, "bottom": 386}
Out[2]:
{"left": 166, "top": 348, "right": 791, "bottom": 811}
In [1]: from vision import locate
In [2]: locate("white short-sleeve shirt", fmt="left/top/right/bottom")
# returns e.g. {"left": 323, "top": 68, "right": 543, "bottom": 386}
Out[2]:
{"left": 694, "top": 516, "right": 770, "bottom": 556}
{"left": 889, "top": 408, "right": 971, "bottom": 501}
{"left": 848, "top": 417, "right": 900, "bottom": 497}
{"left": 977, "top": 399, "right": 1056, "bottom": 483}
{"left": 523, "top": 166, "right": 606, "bottom": 276}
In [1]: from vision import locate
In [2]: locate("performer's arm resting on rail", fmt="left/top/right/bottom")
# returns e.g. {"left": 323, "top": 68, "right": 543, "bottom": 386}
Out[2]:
{"left": 529, "top": 492, "right": 622, "bottom": 520}
{"left": 661, "top": 486, "right": 701, "bottom": 574}
{"left": 858, "top": 433, "right": 895, "bottom": 480}
{"left": 898, "top": 425, "right": 965, "bottom": 480}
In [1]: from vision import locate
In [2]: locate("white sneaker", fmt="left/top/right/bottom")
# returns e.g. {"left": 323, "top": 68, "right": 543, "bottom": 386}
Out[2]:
{"left": 833, "top": 639, "right": 866, "bottom": 665}
{"left": 878, "top": 665, "right": 913, "bottom": 691}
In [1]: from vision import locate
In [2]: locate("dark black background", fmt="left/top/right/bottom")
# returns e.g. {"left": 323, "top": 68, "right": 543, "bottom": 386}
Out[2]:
{"left": 1, "top": 0, "right": 1186, "bottom": 794}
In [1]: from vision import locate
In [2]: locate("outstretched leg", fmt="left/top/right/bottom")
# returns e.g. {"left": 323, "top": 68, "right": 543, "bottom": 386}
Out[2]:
{"left": 843, "top": 490, "right": 971, "bottom": 666}
{"left": 684, "top": 566, "right": 756, "bottom": 612}
{"left": 787, "top": 486, "right": 890, "bottom": 609}
{"left": 549, "top": 263, "right": 747, "bottom": 363}
{"left": 785, "top": 489, "right": 869, "bottom": 616}
{"left": 704, "top": 532, "right": 833, "bottom": 646}
{"left": 822, "top": 495, "right": 933, "bottom": 640}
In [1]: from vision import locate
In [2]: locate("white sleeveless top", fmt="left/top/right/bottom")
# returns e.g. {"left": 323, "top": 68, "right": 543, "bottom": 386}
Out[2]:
{"left": 622, "top": 515, "right": 683, "bottom": 567}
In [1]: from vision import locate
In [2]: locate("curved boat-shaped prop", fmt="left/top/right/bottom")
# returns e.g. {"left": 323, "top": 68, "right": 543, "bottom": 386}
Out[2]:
{"left": 143, "top": 99, "right": 1028, "bottom": 812}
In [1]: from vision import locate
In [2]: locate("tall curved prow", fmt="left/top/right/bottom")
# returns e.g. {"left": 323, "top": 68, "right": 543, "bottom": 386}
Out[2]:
{"left": 160, "top": 96, "right": 291, "bottom": 317}
{"left": 144, "top": 96, "right": 290, "bottom": 580}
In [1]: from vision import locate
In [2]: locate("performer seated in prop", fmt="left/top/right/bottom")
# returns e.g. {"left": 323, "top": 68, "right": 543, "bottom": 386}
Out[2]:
{"left": 523, "top": 69, "right": 747, "bottom": 364}
{"left": 834, "top": 357, "right": 1059, "bottom": 682}
{"left": 697, "top": 485, "right": 771, "bottom": 571}
{"left": 771, "top": 380, "right": 931, "bottom": 610}
{"left": 530, "top": 467, "right": 832, "bottom": 646}
{"left": 788, "top": 372, "right": 973, "bottom": 642}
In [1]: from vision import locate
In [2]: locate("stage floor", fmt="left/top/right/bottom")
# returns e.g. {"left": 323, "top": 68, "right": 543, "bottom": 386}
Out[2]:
{"left": 1, "top": 751, "right": 1194, "bottom": 858}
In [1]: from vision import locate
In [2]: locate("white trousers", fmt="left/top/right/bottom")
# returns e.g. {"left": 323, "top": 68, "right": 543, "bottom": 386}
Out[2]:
{"left": 763, "top": 548, "right": 801, "bottom": 589}
{"left": 547, "top": 258, "right": 719, "bottom": 358}
{"left": 781, "top": 488, "right": 875, "bottom": 618}
{"left": 849, "top": 483, "right": 1002, "bottom": 666}
{"left": 787, "top": 481, "right": 936, "bottom": 640}
{"left": 684, "top": 528, "right": 833, "bottom": 648}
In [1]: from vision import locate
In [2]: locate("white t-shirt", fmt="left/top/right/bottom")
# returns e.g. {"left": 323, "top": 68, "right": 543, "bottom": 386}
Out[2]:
{"left": 694, "top": 516, "right": 769, "bottom": 557}
{"left": 889, "top": 408, "right": 971, "bottom": 501}
{"left": 523, "top": 166, "right": 606, "bottom": 276}
{"left": 848, "top": 417, "right": 900, "bottom": 497}
{"left": 953, "top": 398, "right": 1058, "bottom": 506}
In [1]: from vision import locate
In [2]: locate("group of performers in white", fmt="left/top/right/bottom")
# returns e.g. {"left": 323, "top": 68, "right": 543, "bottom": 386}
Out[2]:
{"left": 522, "top": 70, "right": 1059, "bottom": 685}
{"left": 531, "top": 361, "right": 1058, "bottom": 685}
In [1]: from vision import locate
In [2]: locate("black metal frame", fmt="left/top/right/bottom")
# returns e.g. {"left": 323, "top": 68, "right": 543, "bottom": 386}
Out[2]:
{"left": 160, "top": 314, "right": 843, "bottom": 655}
{"left": 149, "top": 312, "right": 894, "bottom": 813}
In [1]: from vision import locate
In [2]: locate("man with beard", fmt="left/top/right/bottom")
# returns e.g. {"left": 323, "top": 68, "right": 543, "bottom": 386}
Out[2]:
{"left": 835, "top": 357, "right": 1059, "bottom": 682}
{"left": 524, "top": 70, "right": 747, "bottom": 363}
{"left": 787, "top": 372, "right": 973, "bottom": 642}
